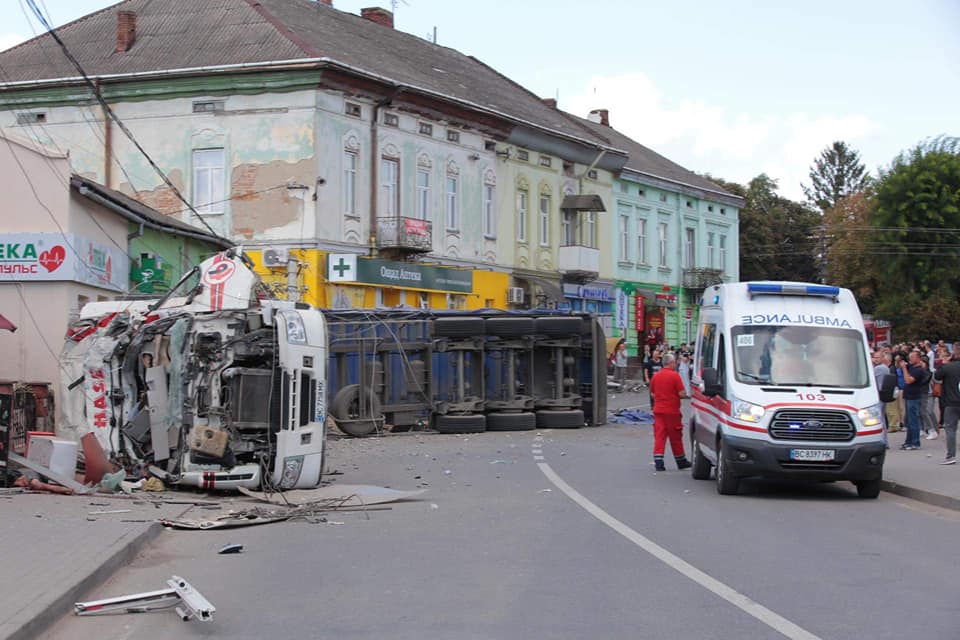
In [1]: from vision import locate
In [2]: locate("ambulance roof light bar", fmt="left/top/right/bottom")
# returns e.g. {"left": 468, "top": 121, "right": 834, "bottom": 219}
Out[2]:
{"left": 747, "top": 283, "right": 840, "bottom": 301}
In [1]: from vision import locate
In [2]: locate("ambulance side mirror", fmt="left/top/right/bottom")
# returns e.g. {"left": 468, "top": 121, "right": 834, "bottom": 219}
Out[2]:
{"left": 701, "top": 367, "right": 722, "bottom": 397}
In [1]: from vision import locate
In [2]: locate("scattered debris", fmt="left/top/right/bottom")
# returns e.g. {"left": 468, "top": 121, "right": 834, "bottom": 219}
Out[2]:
{"left": 608, "top": 408, "right": 653, "bottom": 424}
{"left": 99, "top": 470, "right": 125, "bottom": 493}
{"left": 238, "top": 484, "right": 426, "bottom": 507}
{"left": 88, "top": 509, "right": 132, "bottom": 515}
{"left": 8, "top": 452, "right": 91, "bottom": 494}
{"left": 538, "top": 488, "right": 552, "bottom": 493}
{"left": 75, "top": 575, "right": 215, "bottom": 622}
{"left": 218, "top": 544, "right": 243, "bottom": 554}
{"left": 14, "top": 475, "right": 74, "bottom": 495}
{"left": 143, "top": 477, "right": 166, "bottom": 492}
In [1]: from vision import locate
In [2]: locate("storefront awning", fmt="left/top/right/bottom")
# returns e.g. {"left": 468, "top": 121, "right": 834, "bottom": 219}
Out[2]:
{"left": 0, "top": 313, "right": 16, "bottom": 332}
{"left": 560, "top": 194, "right": 606, "bottom": 212}
{"left": 516, "top": 275, "right": 565, "bottom": 303}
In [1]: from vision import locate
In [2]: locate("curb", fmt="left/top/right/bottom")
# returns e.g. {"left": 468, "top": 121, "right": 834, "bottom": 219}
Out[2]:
{"left": 4, "top": 521, "right": 166, "bottom": 640}
{"left": 881, "top": 480, "right": 960, "bottom": 512}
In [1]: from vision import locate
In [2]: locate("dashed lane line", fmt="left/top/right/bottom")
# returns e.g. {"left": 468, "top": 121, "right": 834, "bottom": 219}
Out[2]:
{"left": 536, "top": 461, "right": 821, "bottom": 640}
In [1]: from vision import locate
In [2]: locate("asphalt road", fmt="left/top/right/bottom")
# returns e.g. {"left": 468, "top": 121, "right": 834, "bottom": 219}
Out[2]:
{"left": 43, "top": 410, "right": 960, "bottom": 640}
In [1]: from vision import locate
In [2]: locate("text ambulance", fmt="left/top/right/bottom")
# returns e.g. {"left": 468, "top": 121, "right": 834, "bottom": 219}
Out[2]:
{"left": 689, "top": 282, "right": 886, "bottom": 498}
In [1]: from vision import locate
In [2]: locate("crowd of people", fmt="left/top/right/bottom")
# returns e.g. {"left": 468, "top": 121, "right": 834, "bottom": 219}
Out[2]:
{"left": 873, "top": 340, "right": 958, "bottom": 465}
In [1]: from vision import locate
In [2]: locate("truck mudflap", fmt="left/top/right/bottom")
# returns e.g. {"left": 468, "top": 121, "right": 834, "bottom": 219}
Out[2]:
{"left": 175, "top": 465, "right": 261, "bottom": 490}
{"left": 721, "top": 433, "right": 885, "bottom": 482}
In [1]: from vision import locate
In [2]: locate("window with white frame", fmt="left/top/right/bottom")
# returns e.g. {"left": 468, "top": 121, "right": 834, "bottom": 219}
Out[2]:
{"left": 380, "top": 156, "right": 399, "bottom": 216}
{"left": 343, "top": 150, "right": 357, "bottom": 217}
{"left": 585, "top": 212, "right": 596, "bottom": 248}
{"left": 445, "top": 174, "right": 459, "bottom": 230}
{"left": 619, "top": 214, "right": 629, "bottom": 261}
{"left": 637, "top": 218, "right": 647, "bottom": 264}
{"left": 483, "top": 183, "right": 496, "bottom": 238}
{"left": 192, "top": 148, "right": 225, "bottom": 214}
{"left": 658, "top": 222, "right": 668, "bottom": 267}
{"left": 416, "top": 168, "right": 430, "bottom": 220}
{"left": 517, "top": 190, "right": 528, "bottom": 242}
{"left": 707, "top": 232, "right": 716, "bottom": 268}
{"left": 719, "top": 234, "right": 727, "bottom": 270}
{"left": 539, "top": 194, "right": 550, "bottom": 246}
{"left": 561, "top": 211, "right": 575, "bottom": 246}
{"left": 684, "top": 227, "right": 696, "bottom": 267}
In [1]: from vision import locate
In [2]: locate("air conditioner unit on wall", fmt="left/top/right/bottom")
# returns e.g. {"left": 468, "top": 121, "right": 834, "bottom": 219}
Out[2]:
{"left": 262, "top": 247, "right": 289, "bottom": 268}
{"left": 507, "top": 287, "right": 525, "bottom": 304}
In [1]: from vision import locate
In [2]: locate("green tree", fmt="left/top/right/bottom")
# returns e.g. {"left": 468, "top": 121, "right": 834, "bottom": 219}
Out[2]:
{"left": 822, "top": 190, "right": 881, "bottom": 312}
{"left": 802, "top": 141, "right": 870, "bottom": 212}
{"left": 705, "top": 173, "right": 820, "bottom": 282}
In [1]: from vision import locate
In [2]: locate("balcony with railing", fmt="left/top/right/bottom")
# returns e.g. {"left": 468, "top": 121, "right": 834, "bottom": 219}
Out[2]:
{"left": 377, "top": 216, "right": 433, "bottom": 253}
{"left": 558, "top": 244, "right": 600, "bottom": 281}
{"left": 682, "top": 267, "right": 725, "bottom": 290}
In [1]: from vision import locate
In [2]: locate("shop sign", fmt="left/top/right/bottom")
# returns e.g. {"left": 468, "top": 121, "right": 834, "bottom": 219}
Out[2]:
{"left": 0, "top": 232, "right": 128, "bottom": 292}
{"left": 615, "top": 289, "right": 628, "bottom": 330}
{"left": 634, "top": 295, "right": 645, "bottom": 331}
{"left": 578, "top": 286, "right": 611, "bottom": 301}
{"left": 685, "top": 308, "right": 693, "bottom": 320}
{"left": 655, "top": 293, "right": 677, "bottom": 307}
{"left": 327, "top": 254, "right": 472, "bottom": 293}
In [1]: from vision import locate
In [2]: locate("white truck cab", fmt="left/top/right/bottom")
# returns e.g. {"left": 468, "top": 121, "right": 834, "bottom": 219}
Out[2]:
{"left": 689, "top": 282, "right": 886, "bottom": 498}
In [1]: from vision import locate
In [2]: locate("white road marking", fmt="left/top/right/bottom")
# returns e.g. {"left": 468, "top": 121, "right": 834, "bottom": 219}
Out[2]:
{"left": 533, "top": 456, "right": 545, "bottom": 461}
{"left": 537, "top": 462, "right": 821, "bottom": 640}
{"left": 532, "top": 449, "right": 543, "bottom": 455}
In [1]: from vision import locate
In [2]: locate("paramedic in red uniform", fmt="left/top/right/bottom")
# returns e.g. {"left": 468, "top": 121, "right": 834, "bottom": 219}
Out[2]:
{"left": 649, "top": 353, "right": 692, "bottom": 471}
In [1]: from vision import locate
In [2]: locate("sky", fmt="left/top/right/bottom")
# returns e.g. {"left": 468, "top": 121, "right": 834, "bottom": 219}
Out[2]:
{"left": 1, "top": 0, "right": 957, "bottom": 202}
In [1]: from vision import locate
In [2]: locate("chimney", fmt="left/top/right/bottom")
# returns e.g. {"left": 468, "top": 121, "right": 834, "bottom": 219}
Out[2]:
{"left": 541, "top": 98, "right": 557, "bottom": 109}
{"left": 588, "top": 108, "right": 610, "bottom": 127}
{"left": 361, "top": 7, "right": 394, "bottom": 28}
{"left": 115, "top": 10, "right": 136, "bottom": 52}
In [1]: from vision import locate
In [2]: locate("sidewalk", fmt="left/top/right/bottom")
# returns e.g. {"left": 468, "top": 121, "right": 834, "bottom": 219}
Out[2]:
{"left": 0, "top": 493, "right": 192, "bottom": 640}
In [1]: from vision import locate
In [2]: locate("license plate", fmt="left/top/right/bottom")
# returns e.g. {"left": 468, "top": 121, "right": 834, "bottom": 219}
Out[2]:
{"left": 790, "top": 449, "right": 835, "bottom": 461}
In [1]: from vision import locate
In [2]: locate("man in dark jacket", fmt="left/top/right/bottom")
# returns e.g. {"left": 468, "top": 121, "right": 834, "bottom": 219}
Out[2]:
{"left": 933, "top": 343, "right": 960, "bottom": 464}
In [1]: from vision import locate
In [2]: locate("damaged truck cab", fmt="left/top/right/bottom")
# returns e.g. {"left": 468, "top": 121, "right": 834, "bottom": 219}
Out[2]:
{"left": 59, "top": 249, "right": 326, "bottom": 490}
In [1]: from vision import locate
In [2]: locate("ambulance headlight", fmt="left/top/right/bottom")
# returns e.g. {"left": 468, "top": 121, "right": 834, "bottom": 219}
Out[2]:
{"left": 733, "top": 398, "right": 766, "bottom": 423}
{"left": 282, "top": 312, "right": 307, "bottom": 345}
{"left": 858, "top": 404, "right": 883, "bottom": 428}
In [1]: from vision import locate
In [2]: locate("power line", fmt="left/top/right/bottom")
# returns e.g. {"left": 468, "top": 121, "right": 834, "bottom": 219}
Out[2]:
{"left": 23, "top": 0, "right": 230, "bottom": 245}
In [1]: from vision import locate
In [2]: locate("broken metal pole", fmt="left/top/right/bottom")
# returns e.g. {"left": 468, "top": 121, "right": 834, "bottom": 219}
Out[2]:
{"left": 74, "top": 575, "right": 215, "bottom": 622}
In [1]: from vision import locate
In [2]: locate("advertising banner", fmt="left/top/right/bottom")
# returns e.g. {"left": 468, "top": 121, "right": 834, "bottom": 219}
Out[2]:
{"left": 634, "top": 295, "right": 645, "bottom": 331}
{"left": 615, "top": 288, "right": 628, "bottom": 330}
{"left": 0, "top": 232, "right": 129, "bottom": 292}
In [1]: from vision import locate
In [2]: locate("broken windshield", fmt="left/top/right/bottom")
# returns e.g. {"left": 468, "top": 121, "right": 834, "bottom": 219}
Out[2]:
{"left": 731, "top": 325, "right": 870, "bottom": 388}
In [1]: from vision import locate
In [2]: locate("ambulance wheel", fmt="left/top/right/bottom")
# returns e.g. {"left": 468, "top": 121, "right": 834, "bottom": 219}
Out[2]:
{"left": 855, "top": 478, "right": 881, "bottom": 499}
{"left": 715, "top": 440, "right": 740, "bottom": 495}
{"left": 435, "top": 414, "right": 487, "bottom": 434}
{"left": 690, "top": 427, "right": 711, "bottom": 480}
{"left": 486, "top": 411, "right": 536, "bottom": 431}
{"left": 485, "top": 317, "right": 535, "bottom": 337}
{"left": 433, "top": 317, "right": 485, "bottom": 338}
{"left": 536, "top": 409, "right": 584, "bottom": 429}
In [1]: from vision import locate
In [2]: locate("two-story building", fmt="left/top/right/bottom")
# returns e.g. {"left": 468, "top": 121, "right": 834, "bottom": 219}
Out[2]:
{"left": 0, "top": 0, "right": 626, "bottom": 311}
{"left": 578, "top": 109, "right": 743, "bottom": 354}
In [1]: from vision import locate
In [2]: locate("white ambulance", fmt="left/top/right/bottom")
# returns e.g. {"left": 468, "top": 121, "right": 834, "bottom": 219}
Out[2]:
{"left": 689, "top": 282, "right": 887, "bottom": 498}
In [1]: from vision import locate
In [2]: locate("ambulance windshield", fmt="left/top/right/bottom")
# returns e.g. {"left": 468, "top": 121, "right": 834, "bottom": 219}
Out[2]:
{"left": 731, "top": 325, "right": 870, "bottom": 388}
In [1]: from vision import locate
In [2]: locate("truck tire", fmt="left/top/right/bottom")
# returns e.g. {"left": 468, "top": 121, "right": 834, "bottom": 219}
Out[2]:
{"left": 855, "top": 478, "right": 881, "bottom": 499}
{"left": 690, "top": 425, "right": 711, "bottom": 480}
{"left": 536, "top": 409, "right": 584, "bottom": 429}
{"left": 486, "top": 411, "right": 536, "bottom": 431}
{"left": 435, "top": 413, "right": 487, "bottom": 434}
{"left": 433, "top": 317, "right": 485, "bottom": 338}
{"left": 534, "top": 317, "right": 582, "bottom": 336}
{"left": 485, "top": 317, "right": 535, "bottom": 337}
{"left": 330, "top": 384, "right": 381, "bottom": 437}
{"left": 715, "top": 439, "right": 740, "bottom": 495}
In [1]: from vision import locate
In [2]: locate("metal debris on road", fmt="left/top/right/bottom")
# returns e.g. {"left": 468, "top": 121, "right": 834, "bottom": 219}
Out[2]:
{"left": 238, "top": 484, "right": 426, "bottom": 507}
{"left": 218, "top": 543, "right": 244, "bottom": 554}
{"left": 88, "top": 509, "right": 132, "bottom": 515}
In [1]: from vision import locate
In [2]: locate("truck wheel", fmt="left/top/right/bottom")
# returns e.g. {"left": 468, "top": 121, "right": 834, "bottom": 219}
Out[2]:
{"left": 690, "top": 426, "right": 711, "bottom": 480}
{"left": 433, "top": 317, "right": 485, "bottom": 338}
{"left": 534, "top": 317, "right": 583, "bottom": 336}
{"left": 715, "top": 440, "right": 740, "bottom": 495}
{"left": 855, "top": 478, "right": 881, "bottom": 499}
{"left": 485, "top": 317, "right": 535, "bottom": 337}
{"left": 435, "top": 414, "right": 486, "bottom": 434}
{"left": 486, "top": 411, "right": 536, "bottom": 431}
{"left": 536, "top": 409, "right": 584, "bottom": 429}
{"left": 331, "top": 384, "right": 380, "bottom": 420}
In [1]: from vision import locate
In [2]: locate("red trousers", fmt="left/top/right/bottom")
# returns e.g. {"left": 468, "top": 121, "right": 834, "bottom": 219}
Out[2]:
{"left": 653, "top": 413, "right": 685, "bottom": 457}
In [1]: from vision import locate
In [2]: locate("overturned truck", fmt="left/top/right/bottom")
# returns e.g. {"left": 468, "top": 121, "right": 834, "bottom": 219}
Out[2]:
{"left": 59, "top": 250, "right": 607, "bottom": 491}
{"left": 60, "top": 250, "right": 327, "bottom": 490}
